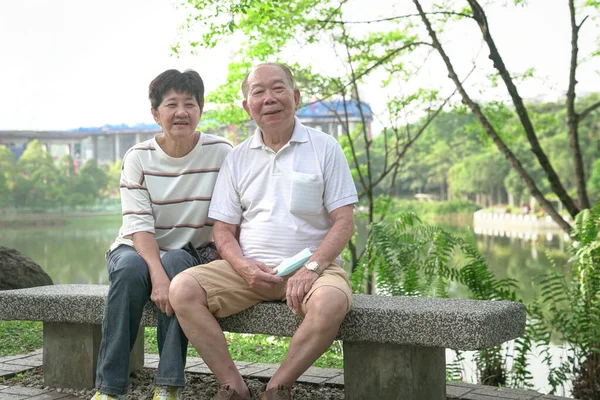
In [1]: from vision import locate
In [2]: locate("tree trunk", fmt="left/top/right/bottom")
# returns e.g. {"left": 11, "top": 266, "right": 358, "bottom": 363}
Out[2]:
{"left": 466, "top": 0, "right": 580, "bottom": 219}
{"left": 566, "top": 0, "right": 591, "bottom": 209}
{"left": 413, "top": 0, "right": 572, "bottom": 234}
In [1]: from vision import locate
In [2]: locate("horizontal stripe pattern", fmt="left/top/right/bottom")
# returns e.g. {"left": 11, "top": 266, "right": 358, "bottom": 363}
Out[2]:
{"left": 111, "top": 133, "right": 232, "bottom": 254}
{"left": 155, "top": 222, "right": 214, "bottom": 230}
{"left": 120, "top": 184, "right": 147, "bottom": 190}
{"left": 142, "top": 168, "right": 221, "bottom": 177}
{"left": 123, "top": 210, "right": 153, "bottom": 216}
{"left": 204, "top": 141, "right": 233, "bottom": 148}
{"left": 121, "top": 146, "right": 156, "bottom": 169}
{"left": 152, "top": 196, "right": 211, "bottom": 205}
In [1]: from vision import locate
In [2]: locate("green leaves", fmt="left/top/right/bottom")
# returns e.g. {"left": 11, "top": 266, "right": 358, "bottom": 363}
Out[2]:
{"left": 526, "top": 205, "right": 600, "bottom": 395}
{"left": 350, "top": 209, "right": 530, "bottom": 386}
{"left": 352, "top": 210, "right": 520, "bottom": 301}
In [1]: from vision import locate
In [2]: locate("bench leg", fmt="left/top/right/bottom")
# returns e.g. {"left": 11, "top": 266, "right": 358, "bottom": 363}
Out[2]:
{"left": 130, "top": 327, "right": 145, "bottom": 373}
{"left": 43, "top": 322, "right": 102, "bottom": 389}
{"left": 343, "top": 342, "right": 446, "bottom": 400}
{"left": 43, "top": 322, "right": 145, "bottom": 389}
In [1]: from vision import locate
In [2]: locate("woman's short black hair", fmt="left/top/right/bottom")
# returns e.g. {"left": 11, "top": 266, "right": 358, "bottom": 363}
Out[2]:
{"left": 149, "top": 69, "right": 205, "bottom": 110}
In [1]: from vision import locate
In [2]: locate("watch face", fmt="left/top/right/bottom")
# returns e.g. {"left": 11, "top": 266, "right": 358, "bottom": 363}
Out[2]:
{"left": 305, "top": 261, "right": 320, "bottom": 274}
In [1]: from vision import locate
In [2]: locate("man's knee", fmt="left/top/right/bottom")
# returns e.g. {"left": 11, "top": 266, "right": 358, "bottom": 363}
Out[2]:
{"left": 170, "top": 272, "right": 208, "bottom": 311}
{"left": 161, "top": 249, "right": 195, "bottom": 279}
{"left": 306, "top": 286, "right": 349, "bottom": 320}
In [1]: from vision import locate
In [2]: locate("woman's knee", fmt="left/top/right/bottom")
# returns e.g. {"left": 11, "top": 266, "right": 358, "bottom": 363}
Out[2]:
{"left": 110, "top": 251, "right": 149, "bottom": 286}
{"left": 161, "top": 249, "right": 195, "bottom": 279}
{"left": 169, "top": 273, "right": 207, "bottom": 311}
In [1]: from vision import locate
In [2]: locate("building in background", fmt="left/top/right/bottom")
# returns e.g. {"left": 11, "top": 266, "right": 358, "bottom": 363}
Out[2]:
{"left": 297, "top": 99, "right": 373, "bottom": 139}
{"left": 0, "top": 124, "right": 161, "bottom": 165}
{"left": 0, "top": 99, "right": 373, "bottom": 164}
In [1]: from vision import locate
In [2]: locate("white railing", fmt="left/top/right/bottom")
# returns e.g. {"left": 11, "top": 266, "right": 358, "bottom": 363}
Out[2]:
{"left": 473, "top": 210, "right": 569, "bottom": 232}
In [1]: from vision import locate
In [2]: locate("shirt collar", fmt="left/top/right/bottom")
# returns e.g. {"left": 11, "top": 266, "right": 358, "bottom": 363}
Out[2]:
{"left": 249, "top": 117, "right": 308, "bottom": 149}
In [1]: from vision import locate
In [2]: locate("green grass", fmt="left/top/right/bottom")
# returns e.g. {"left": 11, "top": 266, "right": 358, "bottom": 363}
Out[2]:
{"left": 0, "top": 321, "right": 43, "bottom": 357}
{"left": 0, "top": 321, "right": 342, "bottom": 369}
{"left": 388, "top": 199, "right": 481, "bottom": 218}
{"left": 144, "top": 328, "right": 343, "bottom": 369}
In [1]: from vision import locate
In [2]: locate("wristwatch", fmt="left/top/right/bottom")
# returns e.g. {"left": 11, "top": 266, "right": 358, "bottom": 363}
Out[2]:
{"left": 304, "top": 261, "right": 322, "bottom": 275}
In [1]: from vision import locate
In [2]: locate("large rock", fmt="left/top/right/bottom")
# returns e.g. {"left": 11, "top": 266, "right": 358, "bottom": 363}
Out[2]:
{"left": 0, "top": 246, "right": 53, "bottom": 290}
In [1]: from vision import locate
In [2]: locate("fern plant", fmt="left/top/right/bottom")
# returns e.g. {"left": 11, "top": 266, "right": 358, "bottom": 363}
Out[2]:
{"left": 350, "top": 212, "right": 532, "bottom": 387}
{"left": 528, "top": 205, "right": 600, "bottom": 399}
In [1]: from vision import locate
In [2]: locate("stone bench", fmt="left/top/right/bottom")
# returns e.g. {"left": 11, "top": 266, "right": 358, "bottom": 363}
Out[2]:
{"left": 0, "top": 284, "right": 526, "bottom": 400}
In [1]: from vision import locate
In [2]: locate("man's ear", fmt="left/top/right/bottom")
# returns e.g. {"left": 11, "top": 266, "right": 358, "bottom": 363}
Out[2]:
{"left": 294, "top": 89, "right": 300, "bottom": 109}
{"left": 242, "top": 100, "right": 253, "bottom": 120}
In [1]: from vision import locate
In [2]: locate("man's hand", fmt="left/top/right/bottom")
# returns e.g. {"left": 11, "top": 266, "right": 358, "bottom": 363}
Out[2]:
{"left": 235, "top": 259, "right": 284, "bottom": 289}
{"left": 215, "top": 221, "right": 283, "bottom": 288}
{"left": 286, "top": 267, "right": 319, "bottom": 314}
{"left": 150, "top": 273, "right": 173, "bottom": 316}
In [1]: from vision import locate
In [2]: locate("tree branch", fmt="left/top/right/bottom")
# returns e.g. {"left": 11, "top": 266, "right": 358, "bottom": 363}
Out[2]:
{"left": 466, "top": 0, "right": 580, "bottom": 218}
{"left": 371, "top": 87, "right": 458, "bottom": 190}
{"left": 579, "top": 100, "right": 600, "bottom": 121}
{"left": 302, "top": 41, "right": 430, "bottom": 109}
{"left": 316, "top": 11, "right": 472, "bottom": 25}
{"left": 413, "top": 0, "right": 572, "bottom": 233}
{"left": 566, "top": 0, "right": 590, "bottom": 209}
{"left": 373, "top": 65, "right": 475, "bottom": 190}
{"left": 342, "top": 24, "right": 376, "bottom": 222}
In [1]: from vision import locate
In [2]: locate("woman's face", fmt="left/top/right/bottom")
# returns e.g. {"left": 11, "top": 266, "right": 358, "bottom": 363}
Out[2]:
{"left": 152, "top": 89, "right": 201, "bottom": 140}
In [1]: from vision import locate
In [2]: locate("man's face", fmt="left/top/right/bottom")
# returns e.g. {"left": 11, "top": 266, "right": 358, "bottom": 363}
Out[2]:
{"left": 242, "top": 65, "right": 300, "bottom": 132}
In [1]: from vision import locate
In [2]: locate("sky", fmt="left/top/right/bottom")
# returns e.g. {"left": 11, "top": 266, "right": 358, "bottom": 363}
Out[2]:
{"left": 0, "top": 0, "right": 599, "bottom": 131}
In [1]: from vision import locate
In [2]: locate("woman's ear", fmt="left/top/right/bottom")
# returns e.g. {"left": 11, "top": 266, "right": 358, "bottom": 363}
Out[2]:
{"left": 151, "top": 107, "right": 160, "bottom": 125}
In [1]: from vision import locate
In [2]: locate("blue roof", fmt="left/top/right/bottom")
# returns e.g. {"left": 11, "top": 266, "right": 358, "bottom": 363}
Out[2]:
{"left": 68, "top": 118, "right": 221, "bottom": 134}
{"left": 297, "top": 99, "right": 373, "bottom": 121}
{"left": 68, "top": 122, "right": 161, "bottom": 133}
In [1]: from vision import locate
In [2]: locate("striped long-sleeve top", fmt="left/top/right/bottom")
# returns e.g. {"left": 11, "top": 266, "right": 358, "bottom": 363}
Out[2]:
{"left": 108, "top": 133, "right": 233, "bottom": 255}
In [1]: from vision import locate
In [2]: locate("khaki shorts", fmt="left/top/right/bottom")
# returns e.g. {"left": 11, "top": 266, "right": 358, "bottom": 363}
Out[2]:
{"left": 184, "top": 259, "right": 353, "bottom": 318}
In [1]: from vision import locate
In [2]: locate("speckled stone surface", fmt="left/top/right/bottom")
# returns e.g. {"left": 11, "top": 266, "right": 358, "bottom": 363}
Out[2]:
{"left": 0, "top": 284, "right": 526, "bottom": 350}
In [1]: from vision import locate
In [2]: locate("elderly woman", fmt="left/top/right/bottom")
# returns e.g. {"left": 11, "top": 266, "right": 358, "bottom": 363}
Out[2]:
{"left": 92, "top": 69, "right": 232, "bottom": 400}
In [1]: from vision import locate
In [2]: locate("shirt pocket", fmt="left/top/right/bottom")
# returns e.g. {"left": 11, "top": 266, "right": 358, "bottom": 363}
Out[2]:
{"left": 290, "top": 172, "right": 324, "bottom": 215}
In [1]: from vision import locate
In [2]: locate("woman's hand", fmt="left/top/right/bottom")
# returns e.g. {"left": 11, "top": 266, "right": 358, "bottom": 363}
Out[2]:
{"left": 132, "top": 232, "right": 174, "bottom": 316}
{"left": 150, "top": 272, "right": 173, "bottom": 316}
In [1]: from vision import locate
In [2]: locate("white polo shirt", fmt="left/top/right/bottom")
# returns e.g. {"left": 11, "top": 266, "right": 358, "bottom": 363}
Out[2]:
{"left": 208, "top": 117, "right": 358, "bottom": 266}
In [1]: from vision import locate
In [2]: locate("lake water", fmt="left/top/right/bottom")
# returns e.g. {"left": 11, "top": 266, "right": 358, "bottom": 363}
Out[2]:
{"left": 0, "top": 214, "right": 573, "bottom": 396}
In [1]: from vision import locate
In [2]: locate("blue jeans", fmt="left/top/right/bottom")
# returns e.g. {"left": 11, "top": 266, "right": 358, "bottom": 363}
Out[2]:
{"left": 95, "top": 245, "right": 196, "bottom": 395}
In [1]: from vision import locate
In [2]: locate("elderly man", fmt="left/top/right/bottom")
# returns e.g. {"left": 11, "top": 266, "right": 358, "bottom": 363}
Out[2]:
{"left": 169, "top": 62, "right": 358, "bottom": 400}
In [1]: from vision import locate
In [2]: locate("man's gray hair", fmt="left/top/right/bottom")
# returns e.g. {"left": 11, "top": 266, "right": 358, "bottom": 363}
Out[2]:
{"left": 241, "top": 62, "right": 296, "bottom": 99}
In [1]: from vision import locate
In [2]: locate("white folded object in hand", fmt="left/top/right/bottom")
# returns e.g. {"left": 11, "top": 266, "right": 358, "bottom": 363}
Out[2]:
{"left": 273, "top": 247, "right": 313, "bottom": 277}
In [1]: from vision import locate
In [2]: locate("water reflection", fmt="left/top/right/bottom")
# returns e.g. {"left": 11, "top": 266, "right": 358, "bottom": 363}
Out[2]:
{"left": 1, "top": 218, "right": 572, "bottom": 298}
{"left": 445, "top": 225, "right": 572, "bottom": 396}
{"left": 0, "top": 224, "right": 115, "bottom": 285}
{"left": 471, "top": 228, "right": 570, "bottom": 304}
